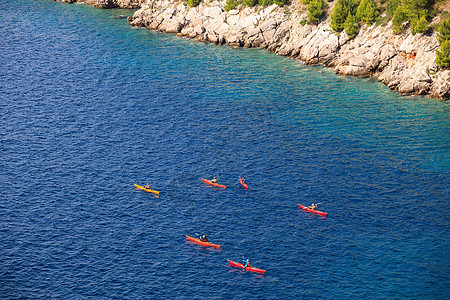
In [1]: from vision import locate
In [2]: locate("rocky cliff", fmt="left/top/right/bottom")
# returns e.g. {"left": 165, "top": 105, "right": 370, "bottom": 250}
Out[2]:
{"left": 129, "top": 0, "right": 450, "bottom": 99}
{"left": 58, "top": 0, "right": 450, "bottom": 99}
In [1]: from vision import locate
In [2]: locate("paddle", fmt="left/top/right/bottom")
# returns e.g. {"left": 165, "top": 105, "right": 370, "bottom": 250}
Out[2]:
{"left": 308, "top": 203, "right": 322, "bottom": 209}
{"left": 242, "top": 255, "right": 249, "bottom": 271}
{"left": 195, "top": 233, "right": 207, "bottom": 242}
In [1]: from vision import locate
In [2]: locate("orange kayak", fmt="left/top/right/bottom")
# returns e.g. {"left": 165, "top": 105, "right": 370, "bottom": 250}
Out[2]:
{"left": 186, "top": 235, "right": 221, "bottom": 249}
{"left": 227, "top": 259, "right": 265, "bottom": 274}
{"left": 298, "top": 203, "right": 327, "bottom": 216}
{"left": 239, "top": 176, "right": 248, "bottom": 189}
{"left": 134, "top": 184, "right": 160, "bottom": 195}
{"left": 201, "top": 178, "right": 226, "bottom": 189}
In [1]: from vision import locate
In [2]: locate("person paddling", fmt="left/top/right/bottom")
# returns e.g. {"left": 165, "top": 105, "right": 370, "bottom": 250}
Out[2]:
{"left": 144, "top": 183, "right": 150, "bottom": 189}
{"left": 211, "top": 177, "right": 217, "bottom": 183}
{"left": 243, "top": 258, "right": 250, "bottom": 270}
{"left": 199, "top": 234, "right": 208, "bottom": 242}
{"left": 308, "top": 203, "right": 321, "bottom": 210}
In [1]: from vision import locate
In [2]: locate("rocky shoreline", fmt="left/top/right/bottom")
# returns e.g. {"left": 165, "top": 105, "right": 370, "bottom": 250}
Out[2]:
{"left": 60, "top": 0, "right": 450, "bottom": 99}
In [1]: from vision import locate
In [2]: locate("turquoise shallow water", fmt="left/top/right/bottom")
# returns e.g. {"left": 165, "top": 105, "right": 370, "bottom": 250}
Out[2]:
{"left": 1, "top": 0, "right": 449, "bottom": 298}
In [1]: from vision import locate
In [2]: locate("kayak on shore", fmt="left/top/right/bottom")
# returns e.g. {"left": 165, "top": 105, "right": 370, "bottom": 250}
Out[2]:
{"left": 134, "top": 184, "right": 160, "bottom": 195}
{"left": 186, "top": 235, "right": 221, "bottom": 249}
{"left": 227, "top": 259, "right": 266, "bottom": 274}
{"left": 298, "top": 203, "right": 327, "bottom": 217}
{"left": 201, "top": 177, "right": 226, "bottom": 189}
{"left": 239, "top": 176, "right": 248, "bottom": 189}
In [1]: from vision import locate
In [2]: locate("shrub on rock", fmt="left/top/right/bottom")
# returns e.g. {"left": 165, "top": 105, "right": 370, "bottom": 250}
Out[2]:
{"left": 356, "top": 0, "right": 378, "bottom": 25}
{"left": 187, "top": 0, "right": 201, "bottom": 7}
{"left": 344, "top": 12, "right": 359, "bottom": 39}
{"left": 331, "top": 0, "right": 359, "bottom": 32}
{"left": 307, "top": 0, "right": 325, "bottom": 24}
{"left": 437, "top": 19, "right": 450, "bottom": 69}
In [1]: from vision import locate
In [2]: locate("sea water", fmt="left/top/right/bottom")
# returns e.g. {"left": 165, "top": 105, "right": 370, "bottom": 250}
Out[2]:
{"left": 1, "top": 0, "right": 449, "bottom": 298}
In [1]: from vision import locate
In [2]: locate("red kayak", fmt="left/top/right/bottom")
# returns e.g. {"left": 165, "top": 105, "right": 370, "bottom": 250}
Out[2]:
{"left": 298, "top": 204, "right": 328, "bottom": 217}
{"left": 186, "top": 235, "right": 221, "bottom": 249}
{"left": 201, "top": 178, "right": 226, "bottom": 189}
{"left": 239, "top": 176, "right": 248, "bottom": 189}
{"left": 227, "top": 259, "right": 266, "bottom": 274}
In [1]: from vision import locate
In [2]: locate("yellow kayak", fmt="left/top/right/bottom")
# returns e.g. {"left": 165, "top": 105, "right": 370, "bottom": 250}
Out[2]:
{"left": 134, "top": 184, "right": 160, "bottom": 195}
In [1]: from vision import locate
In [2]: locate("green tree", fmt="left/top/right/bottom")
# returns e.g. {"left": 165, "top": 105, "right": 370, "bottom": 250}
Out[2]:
{"left": 307, "top": 0, "right": 325, "bottom": 24}
{"left": 392, "top": 6, "right": 408, "bottom": 34}
{"left": 243, "top": 0, "right": 258, "bottom": 6}
{"left": 331, "top": 0, "right": 349, "bottom": 31}
{"left": 225, "top": 0, "right": 240, "bottom": 11}
{"left": 402, "top": 0, "right": 433, "bottom": 15}
{"left": 356, "top": 0, "right": 378, "bottom": 25}
{"left": 386, "top": 0, "right": 401, "bottom": 19}
{"left": 273, "top": 0, "right": 288, "bottom": 5}
{"left": 259, "top": 0, "right": 274, "bottom": 5}
{"left": 344, "top": 12, "right": 360, "bottom": 38}
{"left": 436, "top": 19, "right": 450, "bottom": 69}
{"left": 390, "top": 0, "right": 435, "bottom": 35}
{"left": 436, "top": 39, "right": 450, "bottom": 68}
{"left": 411, "top": 15, "right": 428, "bottom": 34}
{"left": 331, "top": 0, "right": 359, "bottom": 32}
{"left": 437, "top": 19, "right": 450, "bottom": 45}
{"left": 187, "top": 0, "right": 201, "bottom": 7}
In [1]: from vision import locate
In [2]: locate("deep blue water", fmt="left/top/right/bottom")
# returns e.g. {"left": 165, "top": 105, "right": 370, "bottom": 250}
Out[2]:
{"left": 1, "top": 0, "right": 449, "bottom": 298}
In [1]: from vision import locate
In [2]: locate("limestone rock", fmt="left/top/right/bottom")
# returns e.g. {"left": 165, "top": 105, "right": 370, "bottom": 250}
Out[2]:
{"left": 125, "top": 0, "right": 448, "bottom": 99}
{"left": 431, "top": 70, "right": 450, "bottom": 99}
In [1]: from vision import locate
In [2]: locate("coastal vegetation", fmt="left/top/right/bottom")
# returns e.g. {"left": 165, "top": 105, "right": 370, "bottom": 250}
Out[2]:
{"left": 327, "top": 0, "right": 450, "bottom": 67}
{"left": 330, "top": 0, "right": 360, "bottom": 32}
{"left": 221, "top": 0, "right": 449, "bottom": 70}
{"left": 219, "top": 0, "right": 446, "bottom": 45}
{"left": 225, "top": 0, "right": 288, "bottom": 11}
{"left": 187, "top": 0, "right": 201, "bottom": 7}
{"left": 436, "top": 19, "right": 450, "bottom": 68}
{"left": 300, "top": 0, "right": 326, "bottom": 24}
{"left": 127, "top": 0, "right": 450, "bottom": 98}
{"left": 329, "top": 0, "right": 439, "bottom": 37}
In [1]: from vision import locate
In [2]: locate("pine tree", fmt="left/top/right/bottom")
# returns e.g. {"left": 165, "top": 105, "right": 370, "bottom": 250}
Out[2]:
{"left": 307, "top": 0, "right": 325, "bottom": 24}
{"left": 436, "top": 39, "right": 450, "bottom": 68}
{"left": 391, "top": 0, "right": 435, "bottom": 35}
{"left": 258, "top": 0, "right": 274, "bottom": 6}
{"left": 331, "top": 0, "right": 349, "bottom": 31}
{"left": 437, "top": 19, "right": 450, "bottom": 45}
{"left": 187, "top": 0, "right": 201, "bottom": 7}
{"left": 243, "top": 0, "right": 258, "bottom": 6}
{"left": 402, "top": 0, "right": 433, "bottom": 14}
{"left": 273, "top": 0, "right": 288, "bottom": 5}
{"left": 392, "top": 6, "right": 407, "bottom": 34}
{"left": 187, "top": 0, "right": 201, "bottom": 6}
{"left": 436, "top": 19, "right": 450, "bottom": 69}
{"left": 411, "top": 15, "right": 428, "bottom": 34}
{"left": 331, "top": 0, "right": 360, "bottom": 32}
{"left": 356, "top": 0, "right": 378, "bottom": 25}
{"left": 344, "top": 12, "right": 360, "bottom": 39}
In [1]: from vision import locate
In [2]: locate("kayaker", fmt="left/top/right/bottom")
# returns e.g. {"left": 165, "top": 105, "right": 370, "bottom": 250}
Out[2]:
{"left": 243, "top": 259, "right": 250, "bottom": 269}
{"left": 242, "top": 178, "right": 246, "bottom": 184}
{"left": 211, "top": 177, "right": 217, "bottom": 183}
{"left": 309, "top": 203, "right": 318, "bottom": 210}
{"left": 144, "top": 183, "right": 150, "bottom": 189}
{"left": 199, "top": 234, "right": 208, "bottom": 242}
